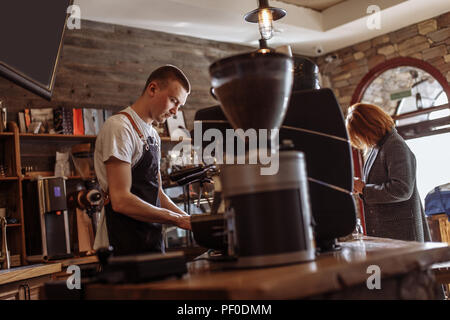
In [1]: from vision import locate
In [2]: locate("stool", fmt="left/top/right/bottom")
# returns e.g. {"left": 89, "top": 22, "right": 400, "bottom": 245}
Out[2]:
{"left": 431, "top": 261, "right": 450, "bottom": 299}
{"left": 427, "top": 213, "right": 450, "bottom": 244}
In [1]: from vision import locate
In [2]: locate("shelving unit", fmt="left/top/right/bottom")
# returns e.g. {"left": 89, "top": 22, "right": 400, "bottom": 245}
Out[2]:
{"left": 1, "top": 122, "right": 190, "bottom": 267}
{"left": 0, "top": 123, "right": 23, "bottom": 267}
{"left": 19, "top": 133, "right": 97, "bottom": 140}
{"left": 1, "top": 122, "right": 99, "bottom": 267}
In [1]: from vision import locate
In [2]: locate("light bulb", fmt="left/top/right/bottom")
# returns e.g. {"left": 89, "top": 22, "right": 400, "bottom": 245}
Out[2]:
{"left": 258, "top": 8, "right": 273, "bottom": 40}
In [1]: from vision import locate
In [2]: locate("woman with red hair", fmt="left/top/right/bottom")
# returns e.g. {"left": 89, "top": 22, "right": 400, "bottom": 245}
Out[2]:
{"left": 346, "top": 103, "right": 431, "bottom": 242}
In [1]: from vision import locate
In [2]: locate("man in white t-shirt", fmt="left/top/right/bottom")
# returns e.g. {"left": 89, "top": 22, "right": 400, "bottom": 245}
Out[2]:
{"left": 94, "top": 65, "right": 191, "bottom": 255}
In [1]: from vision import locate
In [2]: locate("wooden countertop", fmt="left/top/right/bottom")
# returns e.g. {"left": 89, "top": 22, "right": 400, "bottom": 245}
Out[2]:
{"left": 51, "top": 255, "right": 98, "bottom": 268}
{"left": 85, "top": 236, "right": 450, "bottom": 299}
{"left": 0, "top": 263, "right": 62, "bottom": 286}
{"left": 0, "top": 256, "right": 98, "bottom": 287}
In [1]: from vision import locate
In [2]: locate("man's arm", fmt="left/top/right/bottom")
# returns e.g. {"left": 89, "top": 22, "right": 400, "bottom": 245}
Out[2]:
{"left": 158, "top": 173, "right": 188, "bottom": 213}
{"left": 106, "top": 157, "right": 191, "bottom": 230}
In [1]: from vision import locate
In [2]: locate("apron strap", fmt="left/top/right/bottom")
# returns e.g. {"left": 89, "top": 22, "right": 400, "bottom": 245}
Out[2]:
{"left": 117, "top": 111, "right": 144, "bottom": 140}
{"left": 102, "top": 111, "right": 147, "bottom": 204}
{"left": 118, "top": 111, "right": 150, "bottom": 151}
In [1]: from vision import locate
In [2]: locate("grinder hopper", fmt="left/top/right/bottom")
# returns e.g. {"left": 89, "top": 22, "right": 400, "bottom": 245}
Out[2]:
{"left": 209, "top": 51, "right": 294, "bottom": 134}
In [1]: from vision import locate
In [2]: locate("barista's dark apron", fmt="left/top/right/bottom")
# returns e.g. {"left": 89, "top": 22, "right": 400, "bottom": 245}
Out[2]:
{"left": 105, "top": 112, "right": 163, "bottom": 256}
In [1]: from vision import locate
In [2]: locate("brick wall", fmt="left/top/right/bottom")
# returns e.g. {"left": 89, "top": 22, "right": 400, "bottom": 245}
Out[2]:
{"left": 315, "top": 11, "right": 450, "bottom": 112}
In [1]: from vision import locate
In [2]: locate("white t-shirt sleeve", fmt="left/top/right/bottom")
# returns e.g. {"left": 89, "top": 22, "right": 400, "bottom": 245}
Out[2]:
{"left": 100, "top": 117, "right": 134, "bottom": 164}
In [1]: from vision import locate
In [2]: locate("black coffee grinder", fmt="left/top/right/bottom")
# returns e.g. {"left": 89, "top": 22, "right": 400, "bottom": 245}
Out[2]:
{"left": 205, "top": 47, "right": 317, "bottom": 268}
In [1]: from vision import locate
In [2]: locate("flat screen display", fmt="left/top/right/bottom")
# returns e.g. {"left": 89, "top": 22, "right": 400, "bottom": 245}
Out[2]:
{"left": 54, "top": 186, "right": 61, "bottom": 198}
{"left": 0, "top": 0, "right": 72, "bottom": 100}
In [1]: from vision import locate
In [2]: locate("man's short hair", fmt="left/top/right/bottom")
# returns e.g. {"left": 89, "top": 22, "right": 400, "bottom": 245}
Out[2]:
{"left": 142, "top": 65, "right": 191, "bottom": 95}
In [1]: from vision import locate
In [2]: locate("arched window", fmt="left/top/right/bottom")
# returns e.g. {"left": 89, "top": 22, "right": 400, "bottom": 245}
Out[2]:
{"left": 351, "top": 57, "right": 450, "bottom": 139}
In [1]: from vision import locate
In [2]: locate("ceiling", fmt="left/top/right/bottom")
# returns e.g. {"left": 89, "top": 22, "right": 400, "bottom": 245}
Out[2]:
{"left": 278, "top": 0, "right": 346, "bottom": 12}
{"left": 74, "top": 0, "right": 450, "bottom": 57}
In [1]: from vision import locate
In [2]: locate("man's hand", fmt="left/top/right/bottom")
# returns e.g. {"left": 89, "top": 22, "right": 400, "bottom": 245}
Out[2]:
{"left": 175, "top": 214, "right": 191, "bottom": 231}
{"left": 353, "top": 177, "right": 365, "bottom": 194}
{"left": 158, "top": 171, "right": 191, "bottom": 230}
{"left": 160, "top": 208, "right": 191, "bottom": 230}
{"left": 106, "top": 157, "right": 190, "bottom": 228}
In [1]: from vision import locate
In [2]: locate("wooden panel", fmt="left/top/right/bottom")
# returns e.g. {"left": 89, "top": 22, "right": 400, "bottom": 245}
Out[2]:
{"left": 0, "top": 19, "right": 251, "bottom": 132}
{"left": 0, "top": 20, "right": 250, "bottom": 269}
{"left": 0, "top": 274, "right": 53, "bottom": 300}
{"left": 0, "top": 287, "right": 20, "bottom": 300}
{"left": 76, "top": 208, "right": 95, "bottom": 254}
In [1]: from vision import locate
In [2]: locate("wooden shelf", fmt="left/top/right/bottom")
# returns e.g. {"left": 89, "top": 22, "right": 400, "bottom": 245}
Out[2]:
{"left": 19, "top": 133, "right": 96, "bottom": 140}
{"left": 160, "top": 136, "right": 192, "bottom": 143}
{"left": 6, "top": 224, "right": 21, "bottom": 228}
{"left": 0, "top": 177, "right": 19, "bottom": 181}
{"left": 51, "top": 255, "right": 98, "bottom": 268}
{"left": 66, "top": 175, "right": 91, "bottom": 180}
{"left": 0, "top": 132, "right": 14, "bottom": 140}
{"left": 21, "top": 175, "right": 92, "bottom": 181}
{"left": 17, "top": 133, "right": 188, "bottom": 143}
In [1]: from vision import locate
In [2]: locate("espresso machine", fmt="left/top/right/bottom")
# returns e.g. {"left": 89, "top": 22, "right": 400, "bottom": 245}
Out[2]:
{"left": 192, "top": 55, "right": 357, "bottom": 257}
{"left": 190, "top": 47, "right": 317, "bottom": 268}
{"left": 217, "top": 51, "right": 317, "bottom": 267}
{"left": 189, "top": 1, "right": 317, "bottom": 268}
{"left": 190, "top": 0, "right": 356, "bottom": 266}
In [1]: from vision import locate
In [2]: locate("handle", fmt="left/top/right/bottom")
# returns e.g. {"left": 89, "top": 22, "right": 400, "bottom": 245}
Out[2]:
{"left": 0, "top": 217, "right": 10, "bottom": 269}
{"left": 210, "top": 87, "right": 218, "bottom": 101}
{"left": 19, "top": 284, "right": 30, "bottom": 300}
{"left": 225, "top": 208, "right": 237, "bottom": 257}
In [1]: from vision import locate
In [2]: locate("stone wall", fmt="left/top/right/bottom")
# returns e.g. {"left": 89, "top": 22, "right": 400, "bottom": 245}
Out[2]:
{"left": 315, "top": 11, "right": 450, "bottom": 112}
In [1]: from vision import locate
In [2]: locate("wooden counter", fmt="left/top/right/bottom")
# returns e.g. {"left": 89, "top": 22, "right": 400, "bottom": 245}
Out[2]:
{"left": 0, "top": 263, "right": 62, "bottom": 300}
{"left": 84, "top": 236, "right": 450, "bottom": 300}
{"left": 0, "top": 263, "right": 62, "bottom": 286}
{"left": 0, "top": 255, "right": 99, "bottom": 300}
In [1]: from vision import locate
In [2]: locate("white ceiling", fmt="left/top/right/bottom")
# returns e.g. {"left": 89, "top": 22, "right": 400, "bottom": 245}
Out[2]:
{"left": 278, "top": 0, "right": 347, "bottom": 12}
{"left": 74, "top": 0, "right": 450, "bottom": 57}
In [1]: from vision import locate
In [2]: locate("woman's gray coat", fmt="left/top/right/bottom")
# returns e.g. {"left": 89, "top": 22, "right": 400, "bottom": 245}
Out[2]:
{"left": 362, "top": 128, "right": 431, "bottom": 242}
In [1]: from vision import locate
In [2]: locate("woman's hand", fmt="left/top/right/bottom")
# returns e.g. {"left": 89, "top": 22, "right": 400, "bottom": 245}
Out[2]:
{"left": 353, "top": 177, "right": 365, "bottom": 194}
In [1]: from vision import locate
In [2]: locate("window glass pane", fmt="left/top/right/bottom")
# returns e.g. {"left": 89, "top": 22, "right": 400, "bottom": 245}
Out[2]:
{"left": 405, "top": 133, "right": 450, "bottom": 205}
{"left": 361, "top": 66, "right": 447, "bottom": 116}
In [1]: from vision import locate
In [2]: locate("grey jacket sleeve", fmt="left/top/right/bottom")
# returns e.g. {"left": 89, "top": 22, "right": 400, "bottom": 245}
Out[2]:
{"left": 363, "top": 139, "right": 416, "bottom": 204}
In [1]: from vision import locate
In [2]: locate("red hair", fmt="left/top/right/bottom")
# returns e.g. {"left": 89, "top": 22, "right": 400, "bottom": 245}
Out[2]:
{"left": 346, "top": 103, "right": 394, "bottom": 149}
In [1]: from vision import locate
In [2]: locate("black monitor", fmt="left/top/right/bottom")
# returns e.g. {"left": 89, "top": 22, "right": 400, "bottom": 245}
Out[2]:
{"left": 0, "top": 0, "right": 72, "bottom": 100}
